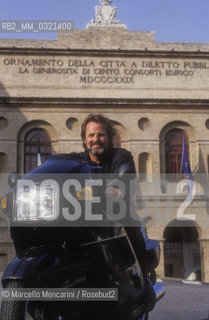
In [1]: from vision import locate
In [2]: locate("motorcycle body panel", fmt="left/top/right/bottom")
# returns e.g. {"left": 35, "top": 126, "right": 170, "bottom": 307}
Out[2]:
{"left": 0, "top": 156, "right": 164, "bottom": 319}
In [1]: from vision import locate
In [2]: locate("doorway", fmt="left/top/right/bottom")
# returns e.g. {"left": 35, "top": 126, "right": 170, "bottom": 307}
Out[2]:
{"left": 164, "top": 222, "right": 201, "bottom": 280}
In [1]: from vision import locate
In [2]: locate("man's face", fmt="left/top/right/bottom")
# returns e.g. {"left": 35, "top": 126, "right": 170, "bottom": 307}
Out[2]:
{"left": 84, "top": 121, "right": 108, "bottom": 157}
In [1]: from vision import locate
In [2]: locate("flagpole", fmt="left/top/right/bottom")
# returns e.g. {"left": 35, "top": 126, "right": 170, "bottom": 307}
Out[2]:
{"left": 180, "top": 134, "right": 184, "bottom": 173}
{"left": 180, "top": 133, "right": 193, "bottom": 204}
{"left": 37, "top": 136, "right": 42, "bottom": 167}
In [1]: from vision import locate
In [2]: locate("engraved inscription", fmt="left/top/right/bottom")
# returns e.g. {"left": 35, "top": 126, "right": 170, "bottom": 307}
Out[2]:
{"left": 2, "top": 56, "right": 209, "bottom": 87}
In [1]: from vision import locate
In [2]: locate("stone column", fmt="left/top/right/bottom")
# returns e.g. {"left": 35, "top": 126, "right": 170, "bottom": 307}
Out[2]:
{"left": 200, "top": 239, "right": 209, "bottom": 282}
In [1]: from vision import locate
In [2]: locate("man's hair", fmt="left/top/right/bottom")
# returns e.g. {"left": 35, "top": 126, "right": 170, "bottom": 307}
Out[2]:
{"left": 81, "top": 113, "right": 116, "bottom": 150}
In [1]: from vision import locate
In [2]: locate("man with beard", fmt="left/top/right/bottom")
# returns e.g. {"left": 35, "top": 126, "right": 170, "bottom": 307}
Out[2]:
{"left": 77, "top": 113, "right": 150, "bottom": 265}
{"left": 80, "top": 113, "right": 135, "bottom": 173}
{"left": 70, "top": 113, "right": 157, "bottom": 312}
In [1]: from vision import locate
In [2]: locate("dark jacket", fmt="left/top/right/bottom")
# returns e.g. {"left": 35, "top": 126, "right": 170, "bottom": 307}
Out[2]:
{"left": 71, "top": 148, "right": 146, "bottom": 261}
{"left": 70, "top": 147, "right": 136, "bottom": 174}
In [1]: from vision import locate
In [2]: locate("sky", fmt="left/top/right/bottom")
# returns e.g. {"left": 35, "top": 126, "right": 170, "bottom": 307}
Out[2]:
{"left": 0, "top": 0, "right": 209, "bottom": 43}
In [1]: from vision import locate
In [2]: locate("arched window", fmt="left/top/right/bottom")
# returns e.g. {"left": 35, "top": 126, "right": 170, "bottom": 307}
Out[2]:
{"left": 0, "top": 153, "right": 8, "bottom": 173}
{"left": 165, "top": 129, "right": 189, "bottom": 180}
{"left": 24, "top": 129, "right": 51, "bottom": 173}
{"left": 207, "top": 156, "right": 209, "bottom": 174}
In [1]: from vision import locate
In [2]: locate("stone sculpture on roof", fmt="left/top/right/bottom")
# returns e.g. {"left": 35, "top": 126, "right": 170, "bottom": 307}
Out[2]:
{"left": 86, "top": 0, "right": 127, "bottom": 29}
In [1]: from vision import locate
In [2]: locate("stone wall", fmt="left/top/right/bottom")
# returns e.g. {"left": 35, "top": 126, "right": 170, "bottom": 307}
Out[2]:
{"left": 0, "top": 26, "right": 209, "bottom": 281}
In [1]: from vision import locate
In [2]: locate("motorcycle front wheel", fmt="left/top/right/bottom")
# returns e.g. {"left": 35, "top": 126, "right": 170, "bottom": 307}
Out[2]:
{"left": 0, "top": 281, "right": 47, "bottom": 320}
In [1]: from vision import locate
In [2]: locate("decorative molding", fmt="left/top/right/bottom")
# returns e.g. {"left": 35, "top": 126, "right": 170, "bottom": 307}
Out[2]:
{"left": 1, "top": 97, "right": 209, "bottom": 109}
{"left": 86, "top": 0, "right": 127, "bottom": 29}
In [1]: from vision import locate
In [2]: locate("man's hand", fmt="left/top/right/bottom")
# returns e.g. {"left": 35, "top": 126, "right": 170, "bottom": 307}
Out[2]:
{"left": 105, "top": 186, "right": 124, "bottom": 198}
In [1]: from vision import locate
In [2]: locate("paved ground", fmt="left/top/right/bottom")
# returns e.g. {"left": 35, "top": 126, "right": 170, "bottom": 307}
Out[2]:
{"left": 1, "top": 275, "right": 209, "bottom": 319}
{"left": 149, "top": 280, "right": 209, "bottom": 320}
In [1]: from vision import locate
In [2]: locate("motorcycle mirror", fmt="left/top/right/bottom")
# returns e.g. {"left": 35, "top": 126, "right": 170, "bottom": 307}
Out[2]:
{"left": 8, "top": 172, "right": 20, "bottom": 188}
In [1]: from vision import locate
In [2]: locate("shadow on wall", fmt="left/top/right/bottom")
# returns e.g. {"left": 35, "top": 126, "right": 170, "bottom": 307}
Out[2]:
{"left": 0, "top": 81, "right": 12, "bottom": 196}
{"left": 0, "top": 81, "right": 16, "bottom": 271}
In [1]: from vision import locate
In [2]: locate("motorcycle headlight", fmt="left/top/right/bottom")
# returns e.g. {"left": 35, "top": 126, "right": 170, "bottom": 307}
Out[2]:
{"left": 15, "top": 179, "right": 59, "bottom": 222}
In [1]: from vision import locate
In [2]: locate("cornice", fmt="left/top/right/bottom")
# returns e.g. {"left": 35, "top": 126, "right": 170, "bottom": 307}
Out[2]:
{"left": 0, "top": 97, "right": 209, "bottom": 109}
{"left": 0, "top": 47, "right": 209, "bottom": 58}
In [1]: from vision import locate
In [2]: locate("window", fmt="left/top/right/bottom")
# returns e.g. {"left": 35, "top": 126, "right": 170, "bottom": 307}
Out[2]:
{"left": 24, "top": 129, "right": 51, "bottom": 173}
{"left": 138, "top": 152, "right": 152, "bottom": 182}
{"left": 165, "top": 129, "right": 189, "bottom": 180}
{"left": 0, "top": 153, "right": 8, "bottom": 173}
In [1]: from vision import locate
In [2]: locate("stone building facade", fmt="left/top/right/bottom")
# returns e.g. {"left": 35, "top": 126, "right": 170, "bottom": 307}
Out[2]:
{"left": 0, "top": 1, "right": 209, "bottom": 282}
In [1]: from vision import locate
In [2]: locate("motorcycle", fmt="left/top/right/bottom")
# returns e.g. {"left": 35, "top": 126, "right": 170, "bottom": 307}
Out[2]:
{"left": 0, "top": 154, "right": 165, "bottom": 320}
